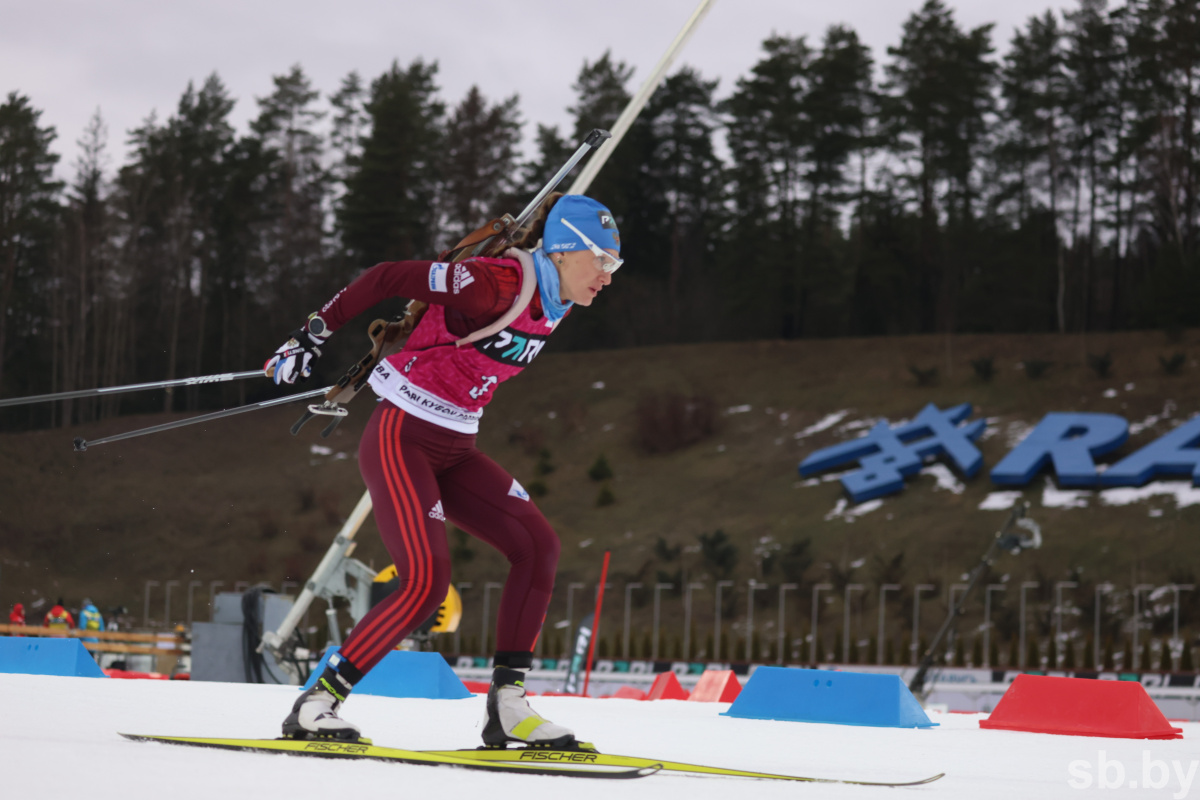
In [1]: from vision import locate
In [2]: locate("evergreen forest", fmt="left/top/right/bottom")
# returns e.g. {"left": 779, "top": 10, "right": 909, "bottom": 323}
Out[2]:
{"left": 3, "top": 0, "right": 1200, "bottom": 429}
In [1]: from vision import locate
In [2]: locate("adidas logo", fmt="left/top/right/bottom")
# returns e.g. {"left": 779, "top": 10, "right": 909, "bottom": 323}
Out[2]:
{"left": 428, "top": 501, "right": 446, "bottom": 521}
{"left": 452, "top": 264, "right": 475, "bottom": 294}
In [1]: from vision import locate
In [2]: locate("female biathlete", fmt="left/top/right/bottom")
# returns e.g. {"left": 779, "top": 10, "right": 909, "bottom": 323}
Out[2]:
{"left": 264, "top": 194, "right": 621, "bottom": 750}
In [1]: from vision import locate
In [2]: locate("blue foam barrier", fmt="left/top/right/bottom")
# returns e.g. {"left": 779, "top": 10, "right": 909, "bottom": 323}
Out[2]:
{"left": 721, "top": 667, "right": 936, "bottom": 728}
{"left": 0, "top": 636, "right": 107, "bottom": 678}
{"left": 302, "top": 647, "right": 471, "bottom": 699}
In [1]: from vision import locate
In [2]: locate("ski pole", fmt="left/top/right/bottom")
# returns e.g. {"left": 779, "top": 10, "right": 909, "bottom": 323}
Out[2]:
{"left": 73, "top": 386, "right": 329, "bottom": 451}
{"left": 0, "top": 370, "right": 264, "bottom": 408}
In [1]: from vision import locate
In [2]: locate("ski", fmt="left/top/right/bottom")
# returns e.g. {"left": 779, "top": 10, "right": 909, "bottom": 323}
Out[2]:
{"left": 119, "top": 734, "right": 657, "bottom": 780}
{"left": 421, "top": 746, "right": 945, "bottom": 787}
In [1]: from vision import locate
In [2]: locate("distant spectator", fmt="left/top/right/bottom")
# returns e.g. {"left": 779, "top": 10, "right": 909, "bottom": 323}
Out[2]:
{"left": 8, "top": 603, "right": 25, "bottom": 635}
{"left": 42, "top": 598, "right": 74, "bottom": 630}
{"left": 106, "top": 605, "right": 128, "bottom": 632}
{"left": 80, "top": 599, "right": 104, "bottom": 643}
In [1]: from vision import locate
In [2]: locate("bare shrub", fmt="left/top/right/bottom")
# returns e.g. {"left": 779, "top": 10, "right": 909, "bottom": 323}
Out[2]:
{"left": 559, "top": 401, "right": 588, "bottom": 435}
{"left": 318, "top": 491, "right": 342, "bottom": 525}
{"left": 256, "top": 511, "right": 281, "bottom": 541}
{"left": 298, "top": 531, "right": 324, "bottom": 554}
{"left": 508, "top": 424, "right": 545, "bottom": 456}
{"left": 634, "top": 392, "right": 718, "bottom": 454}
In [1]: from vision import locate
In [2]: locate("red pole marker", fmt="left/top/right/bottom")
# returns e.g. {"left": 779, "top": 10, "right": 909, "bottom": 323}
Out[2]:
{"left": 582, "top": 550, "right": 611, "bottom": 697}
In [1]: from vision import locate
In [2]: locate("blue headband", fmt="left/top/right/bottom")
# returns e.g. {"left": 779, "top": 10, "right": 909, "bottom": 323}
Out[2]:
{"left": 542, "top": 195, "right": 620, "bottom": 255}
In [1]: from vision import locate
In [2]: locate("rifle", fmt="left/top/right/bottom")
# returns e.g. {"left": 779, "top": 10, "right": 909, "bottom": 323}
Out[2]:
{"left": 290, "top": 127, "right": 612, "bottom": 438}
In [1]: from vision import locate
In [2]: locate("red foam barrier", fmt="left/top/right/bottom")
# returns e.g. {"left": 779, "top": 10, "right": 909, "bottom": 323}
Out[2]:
{"left": 979, "top": 674, "right": 1183, "bottom": 740}
{"left": 103, "top": 669, "right": 168, "bottom": 680}
{"left": 646, "top": 671, "right": 690, "bottom": 701}
{"left": 608, "top": 686, "right": 648, "bottom": 700}
{"left": 687, "top": 670, "right": 741, "bottom": 703}
{"left": 462, "top": 679, "right": 537, "bottom": 696}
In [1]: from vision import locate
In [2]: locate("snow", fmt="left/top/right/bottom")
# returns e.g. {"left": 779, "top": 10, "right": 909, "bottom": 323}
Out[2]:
{"left": 1028, "top": 478, "right": 1200, "bottom": 512}
{"left": 825, "top": 498, "right": 884, "bottom": 522}
{"left": 793, "top": 410, "right": 850, "bottom": 440}
{"left": 1041, "top": 478, "right": 1090, "bottom": 509}
{"left": 1003, "top": 421, "right": 1036, "bottom": 448}
{"left": 921, "top": 463, "right": 965, "bottom": 494}
{"left": 1099, "top": 482, "right": 1200, "bottom": 509}
{"left": 979, "top": 491, "right": 1024, "bottom": 511}
{"left": 977, "top": 417, "right": 1003, "bottom": 441}
{"left": 6, "top": 672, "right": 1200, "bottom": 799}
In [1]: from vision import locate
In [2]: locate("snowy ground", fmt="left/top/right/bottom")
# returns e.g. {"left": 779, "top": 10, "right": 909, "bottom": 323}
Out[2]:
{"left": 5, "top": 672, "right": 1199, "bottom": 799}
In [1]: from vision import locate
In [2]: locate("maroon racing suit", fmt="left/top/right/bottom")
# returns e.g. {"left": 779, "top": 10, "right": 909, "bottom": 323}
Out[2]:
{"left": 317, "top": 257, "right": 561, "bottom": 675}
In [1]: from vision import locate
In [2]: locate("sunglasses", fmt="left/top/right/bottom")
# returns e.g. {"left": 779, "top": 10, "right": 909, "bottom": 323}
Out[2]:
{"left": 560, "top": 218, "right": 623, "bottom": 273}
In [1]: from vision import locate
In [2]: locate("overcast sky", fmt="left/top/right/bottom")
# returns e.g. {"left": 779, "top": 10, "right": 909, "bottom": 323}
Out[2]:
{"left": 3, "top": 0, "right": 1081, "bottom": 177}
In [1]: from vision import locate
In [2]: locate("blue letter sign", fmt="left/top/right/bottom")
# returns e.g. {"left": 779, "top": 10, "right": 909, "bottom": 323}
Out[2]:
{"left": 798, "top": 404, "right": 985, "bottom": 503}
{"left": 990, "top": 413, "right": 1128, "bottom": 487}
{"left": 1103, "top": 416, "right": 1200, "bottom": 487}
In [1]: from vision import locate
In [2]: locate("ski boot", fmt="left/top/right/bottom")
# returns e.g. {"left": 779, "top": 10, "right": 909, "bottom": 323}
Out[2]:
{"left": 282, "top": 656, "right": 364, "bottom": 741}
{"left": 482, "top": 666, "right": 587, "bottom": 750}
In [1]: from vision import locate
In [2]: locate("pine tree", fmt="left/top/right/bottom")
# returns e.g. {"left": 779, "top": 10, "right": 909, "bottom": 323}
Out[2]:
{"left": 722, "top": 34, "right": 813, "bottom": 339}
{"left": 0, "top": 92, "right": 62, "bottom": 397}
{"left": 329, "top": 71, "right": 368, "bottom": 191}
{"left": 249, "top": 65, "right": 329, "bottom": 316}
{"left": 881, "top": 0, "right": 996, "bottom": 336}
{"left": 52, "top": 108, "right": 114, "bottom": 427}
{"left": 1063, "top": 0, "right": 1118, "bottom": 336}
{"left": 116, "top": 75, "right": 237, "bottom": 411}
{"left": 995, "top": 11, "right": 1069, "bottom": 333}
{"left": 587, "top": 454, "right": 614, "bottom": 481}
{"left": 641, "top": 67, "right": 724, "bottom": 339}
{"left": 339, "top": 59, "right": 445, "bottom": 265}
{"left": 697, "top": 530, "right": 738, "bottom": 579}
{"left": 800, "top": 25, "right": 875, "bottom": 337}
{"left": 438, "top": 86, "right": 521, "bottom": 248}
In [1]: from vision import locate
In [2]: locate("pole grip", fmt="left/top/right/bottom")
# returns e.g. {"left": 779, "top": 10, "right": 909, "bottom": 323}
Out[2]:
{"left": 584, "top": 128, "right": 612, "bottom": 148}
